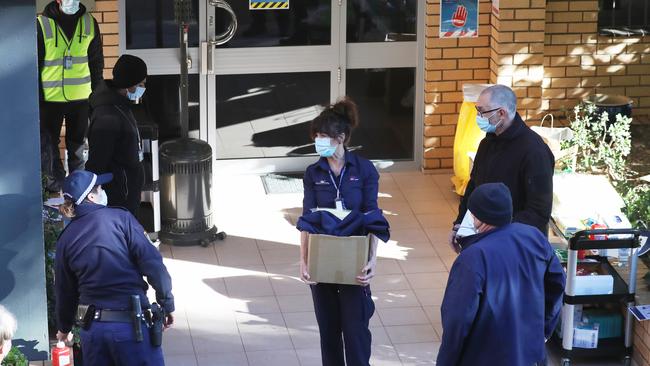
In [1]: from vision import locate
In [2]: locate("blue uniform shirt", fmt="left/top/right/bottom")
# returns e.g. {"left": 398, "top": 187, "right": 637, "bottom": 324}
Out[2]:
{"left": 55, "top": 203, "right": 174, "bottom": 333}
{"left": 437, "top": 223, "right": 565, "bottom": 366}
{"left": 302, "top": 150, "right": 379, "bottom": 215}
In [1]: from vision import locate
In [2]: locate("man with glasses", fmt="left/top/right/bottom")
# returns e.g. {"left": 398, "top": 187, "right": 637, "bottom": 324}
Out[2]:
{"left": 448, "top": 85, "right": 554, "bottom": 253}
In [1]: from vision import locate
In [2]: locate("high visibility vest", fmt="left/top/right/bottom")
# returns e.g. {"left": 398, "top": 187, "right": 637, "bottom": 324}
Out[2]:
{"left": 38, "top": 14, "right": 95, "bottom": 102}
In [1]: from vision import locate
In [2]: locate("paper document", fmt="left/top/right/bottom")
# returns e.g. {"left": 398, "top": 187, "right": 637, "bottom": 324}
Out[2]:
{"left": 313, "top": 207, "right": 351, "bottom": 220}
{"left": 629, "top": 305, "right": 650, "bottom": 321}
{"left": 456, "top": 210, "right": 477, "bottom": 238}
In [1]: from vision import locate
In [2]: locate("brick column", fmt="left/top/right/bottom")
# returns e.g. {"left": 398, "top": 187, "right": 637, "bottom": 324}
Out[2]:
{"left": 489, "top": 0, "right": 546, "bottom": 123}
{"left": 94, "top": 0, "right": 119, "bottom": 78}
{"left": 423, "top": 0, "right": 492, "bottom": 170}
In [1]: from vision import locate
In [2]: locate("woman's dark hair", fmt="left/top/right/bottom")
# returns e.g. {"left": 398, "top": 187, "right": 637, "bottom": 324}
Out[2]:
{"left": 310, "top": 97, "right": 359, "bottom": 145}
{"left": 59, "top": 185, "right": 101, "bottom": 219}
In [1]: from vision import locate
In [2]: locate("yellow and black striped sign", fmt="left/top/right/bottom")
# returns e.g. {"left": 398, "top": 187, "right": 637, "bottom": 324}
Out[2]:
{"left": 249, "top": 1, "right": 289, "bottom": 10}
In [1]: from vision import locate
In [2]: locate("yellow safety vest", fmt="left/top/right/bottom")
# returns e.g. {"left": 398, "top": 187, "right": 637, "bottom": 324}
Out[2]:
{"left": 38, "top": 14, "right": 95, "bottom": 102}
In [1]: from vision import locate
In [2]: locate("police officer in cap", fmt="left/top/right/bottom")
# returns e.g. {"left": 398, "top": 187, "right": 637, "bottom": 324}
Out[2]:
{"left": 55, "top": 170, "right": 174, "bottom": 365}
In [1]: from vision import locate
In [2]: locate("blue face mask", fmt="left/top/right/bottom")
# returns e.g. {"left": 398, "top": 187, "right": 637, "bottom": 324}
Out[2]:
{"left": 314, "top": 137, "right": 337, "bottom": 157}
{"left": 60, "top": 0, "right": 80, "bottom": 15}
{"left": 127, "top": 86, "right": 146, "bottom": 101}
{"left": 476, "top": 114, "right": 503, "bottom": 133}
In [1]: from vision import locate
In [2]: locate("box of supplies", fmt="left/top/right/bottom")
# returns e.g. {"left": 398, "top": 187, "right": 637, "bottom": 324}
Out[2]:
{"left": 308, "top": 234, "right": 370, "bottom": 285}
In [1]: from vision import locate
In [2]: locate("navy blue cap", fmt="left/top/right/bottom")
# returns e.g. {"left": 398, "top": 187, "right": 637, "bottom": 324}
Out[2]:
{"left": 63, "top": 170, "right": 113, "bottom": 205}
{"left": 468, "top": 182, "right": 513, "bottom": 227}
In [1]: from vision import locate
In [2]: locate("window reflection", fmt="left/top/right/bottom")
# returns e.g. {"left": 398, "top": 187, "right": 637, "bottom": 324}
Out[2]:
{"left": 125, "top": 0, "right": 200, "bottom": 49}
{"left": 347, "top": 0, "right": 417, "bottom": 43}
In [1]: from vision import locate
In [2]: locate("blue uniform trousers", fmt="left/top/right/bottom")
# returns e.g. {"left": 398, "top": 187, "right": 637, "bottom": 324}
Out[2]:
{"left": 310, "top": 283, "right": 375, "bottom": 366}
{"left": 80, "top": 321, "right": 164, "bottom": 366}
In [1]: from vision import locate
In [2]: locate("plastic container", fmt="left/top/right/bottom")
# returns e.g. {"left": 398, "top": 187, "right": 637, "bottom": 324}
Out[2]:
{"left": 52, "top": 341, "right": 72, "bottom": 366}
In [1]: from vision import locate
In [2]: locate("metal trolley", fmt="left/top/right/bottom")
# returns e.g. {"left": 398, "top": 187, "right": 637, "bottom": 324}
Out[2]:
{"left": 554, "top": 228, "right": 641, "bottom": 366}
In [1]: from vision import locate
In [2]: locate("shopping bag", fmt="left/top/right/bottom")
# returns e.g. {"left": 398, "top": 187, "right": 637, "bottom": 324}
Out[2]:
{"left": 530, "top": 114, "right": 575, "bottom": 163}
{"left": 451, "top": 101, "right": 485, "bottom": 195}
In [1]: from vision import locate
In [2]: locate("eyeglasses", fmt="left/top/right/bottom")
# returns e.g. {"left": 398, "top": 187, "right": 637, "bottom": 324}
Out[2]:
{"left": 475, "top": 107, "right": 501, "bottom": 118}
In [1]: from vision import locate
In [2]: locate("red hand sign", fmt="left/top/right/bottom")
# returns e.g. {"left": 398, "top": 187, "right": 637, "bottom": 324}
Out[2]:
{"left": 452, "top": 5, "right": 468, "bottom": 28}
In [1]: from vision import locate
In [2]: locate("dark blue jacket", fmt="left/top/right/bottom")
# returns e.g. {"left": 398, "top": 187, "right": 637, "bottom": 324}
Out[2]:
{"left": 302, "top": 150, "right": 379, "bottom": 216}
{"left": 297, "top": 209, "right": 390, "bottom": 242}
{"left": 55, "top": 203, "right": 174, "bottom": 333}
{"left": 437, "top": 223, "right": 565, "bottom": 366}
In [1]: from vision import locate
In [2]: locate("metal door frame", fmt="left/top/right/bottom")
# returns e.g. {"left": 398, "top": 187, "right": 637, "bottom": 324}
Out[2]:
{"left": 117, "top": 0, "right": 424, "bottom": 174}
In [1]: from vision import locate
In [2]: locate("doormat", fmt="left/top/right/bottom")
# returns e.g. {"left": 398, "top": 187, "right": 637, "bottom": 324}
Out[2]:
{"left": 261, "top": 173, "right": 304, "bottom": 194}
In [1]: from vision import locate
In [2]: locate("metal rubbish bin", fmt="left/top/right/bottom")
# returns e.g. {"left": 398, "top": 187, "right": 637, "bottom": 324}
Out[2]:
{"left": 159, "top": 137, "right": 225, "bottom": 246}
{"left": 585, "top": 94, "right": 633, "bottom": 127}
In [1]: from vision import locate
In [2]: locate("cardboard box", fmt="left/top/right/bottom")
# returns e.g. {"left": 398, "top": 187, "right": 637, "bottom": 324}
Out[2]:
{"left": 308, "top": 234, "right": 370, "bottom": 285}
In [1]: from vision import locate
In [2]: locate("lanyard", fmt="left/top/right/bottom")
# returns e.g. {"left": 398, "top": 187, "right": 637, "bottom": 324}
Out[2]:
{"left": 328, "top": 166, "right": 346, "bottom": 200}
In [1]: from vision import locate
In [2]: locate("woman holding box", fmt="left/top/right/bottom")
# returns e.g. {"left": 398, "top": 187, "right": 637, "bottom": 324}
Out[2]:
{"left": 299, "top": 97, "right": 380, "bottom": 366}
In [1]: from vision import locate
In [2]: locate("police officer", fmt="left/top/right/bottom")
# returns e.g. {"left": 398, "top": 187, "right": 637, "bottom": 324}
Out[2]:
{"left": 299, "top": 98, "right": 379, "bottom": 366}
{"left": 85, "top": 55, "right": 147, "bottom": 217}
{"left": 55, "top": 170, "right": 174, "bottom": 365}
{"left": 38, "top": 0, "right": 104, "bottom": 191}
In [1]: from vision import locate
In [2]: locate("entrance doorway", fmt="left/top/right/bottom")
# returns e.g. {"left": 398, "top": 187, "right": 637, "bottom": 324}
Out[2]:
{"left": 119, "top": 0, "right": 423, "bottom": 174}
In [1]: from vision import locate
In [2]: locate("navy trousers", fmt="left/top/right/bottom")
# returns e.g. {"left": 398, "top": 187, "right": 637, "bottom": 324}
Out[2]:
{"left": 80, "top": 321, "right": 164, "bottom": 366}
{"left": 311, "top": 283, "right": 375, "bottom": 366}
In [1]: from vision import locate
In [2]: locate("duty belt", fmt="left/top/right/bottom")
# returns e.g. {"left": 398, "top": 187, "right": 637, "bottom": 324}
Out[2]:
{"left": 94, "top": 309, "right": 132, "bottom": 323}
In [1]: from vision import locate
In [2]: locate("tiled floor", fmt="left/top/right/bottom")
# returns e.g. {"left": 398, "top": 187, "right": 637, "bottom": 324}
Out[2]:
{"left": 156, "top": 171, "right": 625, "bottom": 366}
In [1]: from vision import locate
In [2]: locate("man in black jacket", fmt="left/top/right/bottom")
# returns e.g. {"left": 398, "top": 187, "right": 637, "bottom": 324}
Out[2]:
{"left": 449, "top": 85, "right": 554, "bottom": 252}
{"left": 86, "top": 55, "right": 147, "bottom": 217}
{"left": 38, "top": 0, "right": 104, "bottom": 191}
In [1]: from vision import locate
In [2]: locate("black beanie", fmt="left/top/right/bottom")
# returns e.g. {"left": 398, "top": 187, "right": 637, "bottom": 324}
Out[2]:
{"left": 468, "top": 183, "right": 513, "bottom": 227}
{"left": 112, "top": 55, "right": 147, "bottom": 88}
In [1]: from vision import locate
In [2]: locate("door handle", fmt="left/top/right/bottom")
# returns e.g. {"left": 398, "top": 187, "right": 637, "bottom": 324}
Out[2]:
{"left": 208, "top": 0, "right": 237, "bottom": 46}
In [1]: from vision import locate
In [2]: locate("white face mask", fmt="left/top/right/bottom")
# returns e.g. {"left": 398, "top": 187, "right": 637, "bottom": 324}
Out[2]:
{"left": 88, "top": 189, "right": 108, "bottom": 206}
{"left": 60, "top": 0, "right": 80, "bottom": 15}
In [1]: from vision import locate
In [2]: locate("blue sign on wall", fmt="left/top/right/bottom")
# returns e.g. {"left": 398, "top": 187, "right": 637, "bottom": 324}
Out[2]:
{"left": 440, "top": 0, "right": 479, "bottom": 38}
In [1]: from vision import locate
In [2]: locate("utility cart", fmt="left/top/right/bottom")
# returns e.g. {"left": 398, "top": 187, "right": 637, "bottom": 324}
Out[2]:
{"left": 551, "top": 227, "right": 641, "bottom": 366}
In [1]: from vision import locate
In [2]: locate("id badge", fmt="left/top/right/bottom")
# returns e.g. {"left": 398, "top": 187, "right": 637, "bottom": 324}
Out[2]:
{"left": 138, "top": 150, "right": 144, "bottom": 162}
{"left": 64, "top": 55, "right": 73, "bottom": 69}
{"left": 335, "top": 199, "right": 344, "bottom": 211}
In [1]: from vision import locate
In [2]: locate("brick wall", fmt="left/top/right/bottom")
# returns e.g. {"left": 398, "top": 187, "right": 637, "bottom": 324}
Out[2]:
{"left": 423, "top": 0, "right": 650, "bottom": 171}
{"left": 93, "top": 0, "right": 119, "bottom": 78}
{"left": 423, "top": 0, "right": 492, "bottom": 170}
{"left": 543, "top": 0, "right": 650, "bottom": 118}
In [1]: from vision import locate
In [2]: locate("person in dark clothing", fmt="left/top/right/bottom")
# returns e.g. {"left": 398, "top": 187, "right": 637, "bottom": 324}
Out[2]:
{"left": 437, "top": 183, "right": 565, "bottom": 366}
{"left": 38, "top": 0, "right": 104, "bottom": 191}
{"left": 86, "top": 55, "right": 147, "bottom": 217}
{"left": 449, "top": 85, "right": 554, "bottom": 252}
{"left": 55, "top": 170, "right": 174, "bottom": 366}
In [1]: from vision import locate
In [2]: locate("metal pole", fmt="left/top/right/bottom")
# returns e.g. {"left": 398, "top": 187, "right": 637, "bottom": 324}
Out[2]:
{"left": 179, "top": 23, "right": 189, "bottom": 138}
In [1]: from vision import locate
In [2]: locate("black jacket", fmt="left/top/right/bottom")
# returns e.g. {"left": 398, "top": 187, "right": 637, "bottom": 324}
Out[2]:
{"left": 37, "top": 1, "right": 104, "bottom": 101}
{"left": 454, "top": 113, "right": 555, "bottom": 233}
{"left": 86, "top": 80, "right": 144, "bottom": 214}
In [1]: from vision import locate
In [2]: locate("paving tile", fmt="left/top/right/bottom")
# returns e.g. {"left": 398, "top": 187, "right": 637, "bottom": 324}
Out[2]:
{"left": 398, "top": 256, "right": 447, "bottom": 274}
{"left": 394, "top": 342, "right": 441, "bottom": 365}
{"left": 196, "top": 352, "right": 248, "bottom": 366}
{"left": 246, "top": 349, "right": 301, "bottom": 366}
{"left": 276, "top": 294, "right": 314, "bottom": 313}
{"left": 376, "top": 258, "right": 404, "bottom": 275}
{"left": 385, "top": 324, "right": 439, "bottom": 344}
{"left": 413, "top": 288, "right": 446, "bottom": 307}
{"left": 163, "top": 353, "right": 198, "bottom": 366}
{"left": 229, "top": 295, "right": 281, "bottom": 315}
{"left": 386, "top": 212, "right": 423, "bottom": 230}
{"left": 236, "top": 313, "right": 294, "bottom": 352}
{"left": 372, "top": 274, "right": 412, "bottom": 291}
{"left": 405, "top": 272, "right": 449, "bottom": 289}
{"left": 416, "top": 213, "right": 457, "bottom": 229}
{"left": 269, "top": 274, "right": 312, "bottom": 296}
{"left": 190, "top": 329, "right": 244, "bottom": 354}
{"left": 373, "top": 290, "right": 422, "bottom": 309}
{"left": 283, "top": 311, "right": 321, "bottom": 350}
{"left": 295, "top": 348, "right": 323, "bottom": 366}
{"left": 390, "top": 228, "right": 431, "bottom": 244}
{"left": 260, "top": 248, "right": 301, "bottom": 265}
{"left": 224, "top": 271, "right": 275, "bottom": 298}
{"left": 370, "top": 345, "right": 403, "bottom": 366}
{"left": 377, "top": 307, "right": 430, "bottom": 326}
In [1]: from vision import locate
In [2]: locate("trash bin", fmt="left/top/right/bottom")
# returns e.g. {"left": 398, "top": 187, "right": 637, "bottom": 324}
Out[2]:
{"left": 584, "top": 94, "right": 633, "bottom": 127}
{"left": 159, "top": 137, "right": 225, "bottom": 246}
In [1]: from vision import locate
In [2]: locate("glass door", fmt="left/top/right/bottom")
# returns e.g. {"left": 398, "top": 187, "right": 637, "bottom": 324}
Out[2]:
{"left": 206, "top": 0, "right": 423, "bottom": 174}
